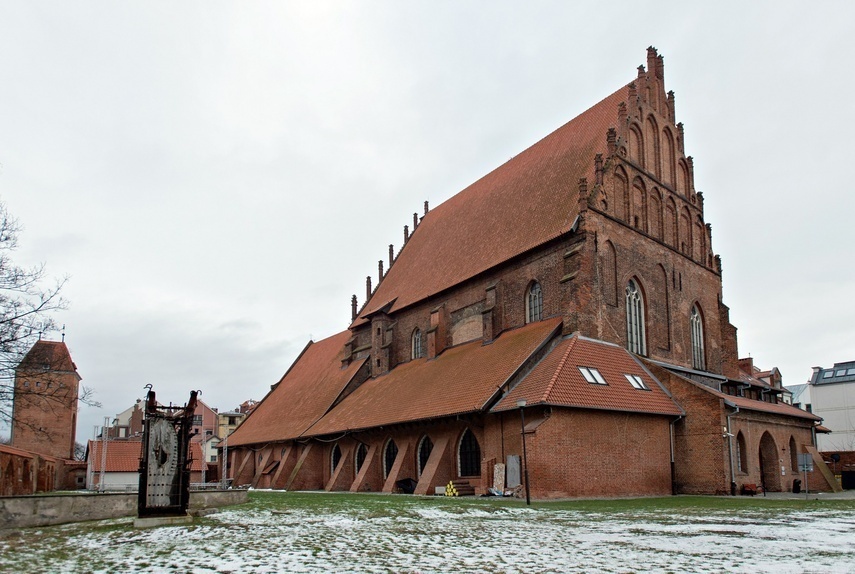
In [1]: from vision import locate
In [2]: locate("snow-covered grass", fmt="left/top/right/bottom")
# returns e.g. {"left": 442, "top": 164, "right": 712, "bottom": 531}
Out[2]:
{"left": 2, "top": 491, "right": 854, "bottom": 573}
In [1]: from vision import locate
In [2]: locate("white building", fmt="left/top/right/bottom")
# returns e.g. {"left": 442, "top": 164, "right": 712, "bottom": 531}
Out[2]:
{"left": 789, "top": 362, "right": 855, "bottom": 451}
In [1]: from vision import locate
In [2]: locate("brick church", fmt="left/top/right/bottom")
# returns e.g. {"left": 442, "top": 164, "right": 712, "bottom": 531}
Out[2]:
{"left": 227, "top": 48, "right": 835, "bottom": 498}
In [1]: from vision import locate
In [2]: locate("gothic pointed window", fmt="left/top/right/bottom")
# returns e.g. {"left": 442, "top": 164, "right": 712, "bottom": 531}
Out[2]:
{"left": 526, "top": 281, "right": 543, "bottom": 323}
{"left": 690, "top": 305, "right": 705, "bottom": 370}
{"left": 331, "top": 443, "right": 342, "bottom": 473}
{"left": 383, "top": 439, "right": 398, "bottom": 479}
{"left": 736, "top": 431, "right": 747, "bottom": 473}
{"left": 625, "top": 279, "right": 647, "bottom": 355}
{"left": 458, "top": 428, "right": 481, "bottom": 477}
{"left": 355, "top": 443, "right": 368, "bottom": 474}
{"left": 411, "top": 328, "right": 423, "bottom": 360}
{"left": 417, "top": 435, "right": 433, "bottom": 477}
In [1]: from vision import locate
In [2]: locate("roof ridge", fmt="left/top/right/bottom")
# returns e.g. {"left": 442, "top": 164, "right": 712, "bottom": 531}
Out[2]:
{"left": 541, "top": 335, "right": 578, "bottom": 403}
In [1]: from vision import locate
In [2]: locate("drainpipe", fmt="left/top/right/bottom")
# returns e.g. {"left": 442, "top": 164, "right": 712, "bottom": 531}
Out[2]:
{"left": 726, "top": 406, "right": 739, "bottom": 496}
{"left": 669, "top": 415, "right": 684, "bottom": 495}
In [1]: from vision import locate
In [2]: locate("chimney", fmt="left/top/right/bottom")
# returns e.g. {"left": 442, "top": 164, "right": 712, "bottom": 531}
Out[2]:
{"left": 366, "top": 276, "right": 372, "bottom": 301}
{"left": 424, "top": 200, "right": 429, "bottom": 215}
{"left": 378, "top": 260, "right": 384, "bottom": 282}
{"left": 388, "top": 244, "right": 394, "bottom": 267}
{"left": 351, "top": 295, "right": 357, "bottom": 321}
{"left": 404, "top": 224, "right": 409, "bottom": 243}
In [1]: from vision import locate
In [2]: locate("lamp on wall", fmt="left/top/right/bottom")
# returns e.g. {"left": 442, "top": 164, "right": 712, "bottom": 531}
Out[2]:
{"left": 517, "top": 398, "right": 531, "bottom": 505}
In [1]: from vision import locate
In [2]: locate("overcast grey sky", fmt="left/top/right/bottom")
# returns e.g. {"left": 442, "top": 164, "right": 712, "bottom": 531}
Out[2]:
{"left": 1, "top": 2, "right": 853, "bottom": 440}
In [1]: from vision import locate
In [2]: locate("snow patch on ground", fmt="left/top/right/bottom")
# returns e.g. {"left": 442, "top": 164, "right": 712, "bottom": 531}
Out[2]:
{"left": 2, "top": 497, "right": 853, "bottom": 573}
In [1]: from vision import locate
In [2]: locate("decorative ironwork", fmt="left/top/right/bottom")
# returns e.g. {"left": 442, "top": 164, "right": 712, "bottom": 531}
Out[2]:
{"left": 138, "top": 387, "right": 198, "bottom": 518}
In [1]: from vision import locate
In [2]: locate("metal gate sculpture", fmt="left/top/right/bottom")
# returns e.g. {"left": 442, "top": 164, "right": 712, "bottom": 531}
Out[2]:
{"left": 138, "top": 387, "right": 198, "bottom": 518}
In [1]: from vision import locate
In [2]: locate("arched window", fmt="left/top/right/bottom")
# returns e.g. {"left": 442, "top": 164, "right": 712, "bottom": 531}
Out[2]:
{"left": 331, "top": 444, "right": 342, "bottom": 473}
{"left": 411, "top": 328, "right": 423, "bottom": 360}
{"left": 417, "top": 435, "right": 433, "bottom": 477}
{"left": 690, "top": 305, "right": 705, "bottom": 370}
{"left": 458, "top": 428, "right": 481, "bottom": 477}
{"left": 383, "top": 439, "right": 398, "bottom": 479}
{"left": 625, "top": 279, "right": 647, "bottom": 355}
{"left": 789, "top": 436, "right": 798, "bottom": 472}
{"left": 526, "top": 282, "right": 543, "bottom": 323}
{"left": 355, "top": 443, "right": 368, "bottom": 474}
{"left": 736, "top": 431, "right": 747, "bottom": 473}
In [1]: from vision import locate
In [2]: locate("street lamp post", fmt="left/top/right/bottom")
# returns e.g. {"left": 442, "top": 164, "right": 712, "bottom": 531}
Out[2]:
{"left": 517, "top": 399, "right": 531, "bottom": 505}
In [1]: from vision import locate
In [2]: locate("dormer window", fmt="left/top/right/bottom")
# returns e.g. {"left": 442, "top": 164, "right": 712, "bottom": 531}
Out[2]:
{"left": 579, "top": 366, "right": 608, "bottom": 385}
{"left": 625, "top": 374, "right": 650, "bottom": 390}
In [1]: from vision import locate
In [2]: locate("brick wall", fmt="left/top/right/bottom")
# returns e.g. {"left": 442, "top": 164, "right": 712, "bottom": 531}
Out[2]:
{"left": 523, "top": 409, "right": 673, "bottom": 498}
{"left": 11, "top": 369, "right": 79, "bottom": 461}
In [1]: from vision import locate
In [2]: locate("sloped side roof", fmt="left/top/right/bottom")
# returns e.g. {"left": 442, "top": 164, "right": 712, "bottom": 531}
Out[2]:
{"left": 87, "top": 440, "right": 141, "bottom": 472}
{"left": 662, "top": 367, "right": 822, "bottom": 422}
{"left": 724, "top": 394, "right": 821, "bottom": 421}
{"left": 354, "top": 85, "right": 628, "bottom": 324}
{"left": 306, "top": 319, "right": 563, "bottom": 436}
{"left": 88, "top": 440, "right": 206, "bottom": 472}
{"left": 227, "top": 331, "right": 366, "bottom": 447}
{"left": 493, "top": 335, "right": 683, "bottom": 416}
{"left": 18, "top": 340, "right": 78, "bottom": 373}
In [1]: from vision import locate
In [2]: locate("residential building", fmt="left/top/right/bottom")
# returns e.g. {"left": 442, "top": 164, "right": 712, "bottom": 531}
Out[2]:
{"left": 800, "top": 362, "right": 855, "bottom": 451}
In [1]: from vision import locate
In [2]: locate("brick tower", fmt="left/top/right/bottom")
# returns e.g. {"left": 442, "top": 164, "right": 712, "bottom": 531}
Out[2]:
{"left": 11, "top": 340, "right": 81, "bottom": 460}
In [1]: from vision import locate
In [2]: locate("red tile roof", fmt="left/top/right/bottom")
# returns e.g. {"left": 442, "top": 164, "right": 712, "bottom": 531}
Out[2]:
{"left": 227, "top": 331, "right": 367, "bottom": 447}
{"left": 87, "top": 440, "right": 141, "bottom": 472}
{"left": 87, "top": 440, "right": 206, "bottom": 472}
{"left": 353, "top": 84, "right": 629, "bottom": 325}
{"left": 493, "top": 335, "right": 683, "bottom": 416}
{"left": 306, "top": 319, "right": 563, "bottom": 436}
{"left": 17, "top": 340, "right": 79, "bottom": 373}
{"left": 663, "top": 368, "right": 822, "bottom": 422}
{"left": 723, "top": 394, "right": 821, "bottom": 421}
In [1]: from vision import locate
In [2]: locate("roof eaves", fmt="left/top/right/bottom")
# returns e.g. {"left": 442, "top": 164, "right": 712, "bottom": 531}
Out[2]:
{"left": 478, "top": 319, "right": 564, "bottom": 412}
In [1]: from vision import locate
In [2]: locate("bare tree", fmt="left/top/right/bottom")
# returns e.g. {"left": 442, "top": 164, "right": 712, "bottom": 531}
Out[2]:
{"left": 0, "top": 199, "right": 99, "bottom": 439}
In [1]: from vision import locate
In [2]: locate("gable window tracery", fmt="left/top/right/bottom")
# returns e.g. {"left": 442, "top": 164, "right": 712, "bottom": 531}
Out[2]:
{"left": 526, "top": 281, "right": 543, "bottom": 323}
{"left": 625, "top": 279, "right": 647, "bottom": 355}
{"left": 690, "top": 304, "right": 705, "bottom": 370}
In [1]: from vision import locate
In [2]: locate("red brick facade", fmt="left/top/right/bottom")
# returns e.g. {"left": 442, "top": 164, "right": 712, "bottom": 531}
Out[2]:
{"left": 227, "top": 48, "right": 831, "bottom": 499}
{"left": 11, "top": 341, "right": 81, "bottom": 462}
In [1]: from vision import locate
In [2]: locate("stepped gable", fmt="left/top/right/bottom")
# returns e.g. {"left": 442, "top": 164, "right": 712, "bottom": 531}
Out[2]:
{"left": 17, "top": 340, "right": 78, "bottom": 373}
{"left": 306, "top": 318, "right": 562, "bottom": 436}
{"left": 353, "top": 84, "right": 629, "bottom": 325}
{"left": 227, "top": 331, "right": 367, "bottom": 447}
{"left": 493, "top": 334, "right": 683, "bottom": 416}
